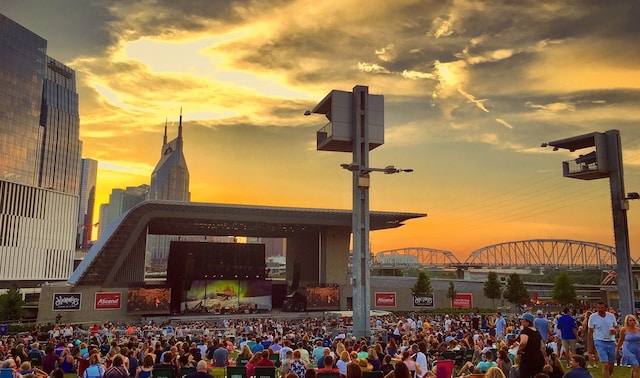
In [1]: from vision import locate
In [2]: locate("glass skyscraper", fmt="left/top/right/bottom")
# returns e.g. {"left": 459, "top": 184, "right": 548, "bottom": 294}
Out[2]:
{"left": 77, "top": 158, "right": 98, "bottom": 251}
{"left": 0, "top": 13, "right": 81, "bottom": 284}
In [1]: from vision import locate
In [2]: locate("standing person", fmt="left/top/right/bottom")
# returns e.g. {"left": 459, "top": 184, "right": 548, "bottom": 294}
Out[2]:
{"left": 617, "top": 314, "right": 640, "bottom": 378}
{"left": 212, "top": 341, "right": 229, "bottom": 367}
{"left": 496, "top": 312, "right": 507, "bottom": 342}
{"left": 410, "top": 344, "right": 427, "bottom": 375}
{"left": 588, "top": 301, "right": 618, "bottom": 378}
{"left": 557, "top": 308, "right": 578, "bottom": 362}
{"left": 516, "top": 313, "right": 546, "bottom": 378}
{"left": 534, "top": 311, "right": 550, "bottom": 345}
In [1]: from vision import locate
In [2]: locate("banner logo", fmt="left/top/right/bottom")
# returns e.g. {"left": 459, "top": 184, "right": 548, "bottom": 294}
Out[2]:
{"left": 452, "top": 293, "right": 473, "bottom": 309}
{"left": 413, "top": 294, "right": 435, "bottom": 307}
{"left": 53, "top": 293, "right": 81, "bottom": 311}
{"left": 375, "top": 292, "right": 396, "bottom": 307}
{"left": 95, "top": 292, "right": 122, "bottom": 310}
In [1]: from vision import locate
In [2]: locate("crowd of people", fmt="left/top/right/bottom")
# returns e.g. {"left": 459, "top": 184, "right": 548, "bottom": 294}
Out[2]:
{"left": 0, "top": 303, "right": 638, "bottom": 378}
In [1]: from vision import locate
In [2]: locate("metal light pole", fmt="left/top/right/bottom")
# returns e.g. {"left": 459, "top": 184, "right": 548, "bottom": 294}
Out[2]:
{"left": 309, "top": 85, "right": 411, "bottom": 338}
{"left": 544, "top": 130, "right": 635, "bottom": 315}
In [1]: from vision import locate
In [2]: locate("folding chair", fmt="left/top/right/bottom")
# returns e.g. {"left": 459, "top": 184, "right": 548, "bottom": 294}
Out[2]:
{"left": 254, "top": 366, "right": 276, "bottom": 378}
{"left": 435, "top": 359, "right": 454, "bottom": 378}
{"left": 226, "top": 366, "right": 247, "bottom": 378}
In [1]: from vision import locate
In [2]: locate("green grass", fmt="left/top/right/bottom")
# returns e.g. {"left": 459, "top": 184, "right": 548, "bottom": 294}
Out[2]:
{"left": 585, "top": 365, "right": 631, "bottom": 378}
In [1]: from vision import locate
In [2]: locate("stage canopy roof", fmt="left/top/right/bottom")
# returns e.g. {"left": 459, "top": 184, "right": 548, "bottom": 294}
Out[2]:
{"left": 69, "top": 201, "right": 426, "bottom": 286}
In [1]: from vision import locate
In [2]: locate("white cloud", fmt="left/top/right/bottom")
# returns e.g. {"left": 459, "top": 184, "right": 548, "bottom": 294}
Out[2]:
{"left": 375, "top": 44, "right": 396, "bottom": 62}
{"left": 401, "top": 70, "right": 435, "bottom": 80}
{"left": 458, "top": 88, "right": 490, "bottom": 113}
{"left": 357, "top": 62, "right": 390, "bottom": 74}
{"left": 495, "top": 118, "right": 514, "bottom": 129}
{"left": 525, "top": 101, "right": 576, "bottom": 112}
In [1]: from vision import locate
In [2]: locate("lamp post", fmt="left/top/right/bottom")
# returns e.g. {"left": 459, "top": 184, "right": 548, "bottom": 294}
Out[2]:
{"left": 543, "top": 130, "right": 635, "bottom": 316}
{"left": 308, "top": 85, "right": 412, "bottom": 338}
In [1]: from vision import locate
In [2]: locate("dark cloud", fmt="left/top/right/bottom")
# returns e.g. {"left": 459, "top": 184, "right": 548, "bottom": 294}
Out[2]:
{"left": 107, "top": 0, "right": 295, "bottom": 40}
{"left": 1, "top": 0, "right": 115, "bottom": 62}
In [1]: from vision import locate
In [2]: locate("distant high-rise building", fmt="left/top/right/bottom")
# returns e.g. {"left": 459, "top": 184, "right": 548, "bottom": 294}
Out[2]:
{"left": 147, "top": 113, "right": 190, "bottom": 271}
{"left": 0, "top": 13, "right": 81, "bottom": 285}
{"left": 77, "top": 158, "right": 98, "bottom": 250}
{"left": 149, "top": 112, "right": 190, "bottom": 201}
{"left": 97, "top": 184, "right": 149, "bottom": 238}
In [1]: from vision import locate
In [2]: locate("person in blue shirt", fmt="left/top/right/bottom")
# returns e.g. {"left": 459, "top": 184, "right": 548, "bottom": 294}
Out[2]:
{"left": 495, "top": 312, "right": 507, "bottom": 341}
{"left": 563, "top": 354, "right": 593, "bottom": 378}
{"left": 533, "top": 310, "right": 550, "bottom": 343}
{"left": 557, "top": 307, "right": 578, "bottom": 361}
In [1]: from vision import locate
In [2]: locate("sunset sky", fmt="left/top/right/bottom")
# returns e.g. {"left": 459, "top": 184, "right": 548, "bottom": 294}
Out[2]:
{"left": 3, "top": 1, "right": 640, "bottom": 262}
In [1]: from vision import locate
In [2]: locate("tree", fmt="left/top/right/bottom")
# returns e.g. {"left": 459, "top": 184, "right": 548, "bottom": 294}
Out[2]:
{"left": 484, "top": 271, "right": 503, "bottom": 309}
{"left": 412, "top": 271, "right": 433, "bottom": 295}
{"left": 447, "top": 281, "right": 457, "bottom": 300}
{"left": 503, "top": 273, "right": 530, "bottom": 309}
{"left": 551, "top": 272, "right": 578, "bottom": 304}
{"left": 0, "top": 286, "right": 25, "bottom": 322}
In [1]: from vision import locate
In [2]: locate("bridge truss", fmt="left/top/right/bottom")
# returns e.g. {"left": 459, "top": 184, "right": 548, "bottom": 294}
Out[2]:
{"left": 374, "top": 239, "right": 634, "bottom": 270}
{"left": 375, "top": 247, "right": 460, "bottom": 268}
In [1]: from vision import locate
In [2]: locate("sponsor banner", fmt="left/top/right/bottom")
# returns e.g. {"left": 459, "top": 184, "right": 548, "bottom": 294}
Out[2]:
{"left": 375, "top": 292, "right": 396, "bottom": 307}
{"left": 452, "top": 293, "right": 473, "bottom": 309}
{"left": 95, "top": 292, "right": 122, "bottom": 310}
{"left": 52, "top": 293, "right": 82, "bottom": 311}
{"left": 413, "top": 293, "right": 435, "bottom": 307}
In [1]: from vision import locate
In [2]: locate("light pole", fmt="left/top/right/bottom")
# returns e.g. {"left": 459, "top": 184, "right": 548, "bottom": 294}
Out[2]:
{"left": 543, "top": 130, "right": 636, "bottom": 316}
{"left": 308, "top": 85, "right": 412, "bottom": 338}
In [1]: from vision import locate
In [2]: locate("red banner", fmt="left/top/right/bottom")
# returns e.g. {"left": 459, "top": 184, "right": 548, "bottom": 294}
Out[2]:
{"left": 375, "top": 292, "right": 396, "bottom": 307}
{"left": 452, "top": 293, "right": 473, "bottom": 309}
{"left": 95, "top": 292, "right": 122, "bottom": 310}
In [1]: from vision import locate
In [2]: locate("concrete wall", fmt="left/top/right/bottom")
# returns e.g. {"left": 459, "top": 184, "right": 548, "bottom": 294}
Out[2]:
{"left": 38, "top": 285, "right": 139, "bottom": 325}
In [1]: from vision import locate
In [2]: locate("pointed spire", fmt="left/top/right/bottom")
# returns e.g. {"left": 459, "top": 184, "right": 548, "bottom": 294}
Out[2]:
{"left": 177, "top": 107, "right": 183, "bottom": 151}
{"left": 163, "top": 118, "right": 167, "bottom": 146}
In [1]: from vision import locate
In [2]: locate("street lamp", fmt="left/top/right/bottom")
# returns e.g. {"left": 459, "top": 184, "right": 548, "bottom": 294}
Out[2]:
{"left": 543, "top": 130, "right": 635, "bottom": 316}
{"left": 308, "top": 85, "right": 412, "bottom": 338}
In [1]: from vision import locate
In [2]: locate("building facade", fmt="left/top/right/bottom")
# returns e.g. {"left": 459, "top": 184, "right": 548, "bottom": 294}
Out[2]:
{"left": 147, "top": 114, "right": 191, "bottom": 271}
{"left": 0, "top": 14, "right": 81, "bottom": 285}
{"left": 97, "top": 184, "right": 149, "bottom": 238}
{"left": 77, "top": 158, "right": 98, "bottom": 251}
{"left": 149, "top": 115, "right": 190, "bottom": 202}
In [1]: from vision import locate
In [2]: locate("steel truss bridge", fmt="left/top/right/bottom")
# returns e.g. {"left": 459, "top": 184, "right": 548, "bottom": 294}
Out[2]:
{"left": 374, "top": 239, "right": 639, "bottom": 270}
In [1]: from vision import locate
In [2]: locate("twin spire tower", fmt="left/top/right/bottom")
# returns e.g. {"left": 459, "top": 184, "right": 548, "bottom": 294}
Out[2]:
{"left": 149, "top": 109, "right": 190, "bottom": 202}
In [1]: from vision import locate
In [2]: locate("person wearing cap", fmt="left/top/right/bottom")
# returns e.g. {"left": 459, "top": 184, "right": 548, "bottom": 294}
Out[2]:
{"left": 515, "top": 313, "right": 545, "bottom": 378}
{"left": 533, "top": 310, "right": 550, "bottom": 343}
{"left": 444, "top": 315, "right": 452, "bottom": 333}
{"left": 588, "top": 301, "right": 618, "bottom": 378}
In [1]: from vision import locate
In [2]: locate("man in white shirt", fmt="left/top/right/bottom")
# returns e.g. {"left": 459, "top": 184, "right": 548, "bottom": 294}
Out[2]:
{"left": 411, "top": 343, "right": 428, "bottom": 374}
{"left": 588, "top": 301, "right": 618, "bottom": 378}
{"left": 444, "top": 315, "right": 452, "bottom": 332}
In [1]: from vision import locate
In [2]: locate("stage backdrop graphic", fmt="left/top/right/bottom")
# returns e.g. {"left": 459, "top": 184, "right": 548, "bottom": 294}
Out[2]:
{"left": 184, "top": 279, "right": 272, "bottom": 312}
{"left": 127, "top": 287, "right": 171, "bottom": 314}
{"left": 306, "top": 286, "right": 340, "bottom": 310}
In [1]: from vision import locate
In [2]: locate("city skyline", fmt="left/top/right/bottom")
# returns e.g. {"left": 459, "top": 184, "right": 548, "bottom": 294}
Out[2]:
{"left": 3, "top": 1, "right": 640, "bottom": 261}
